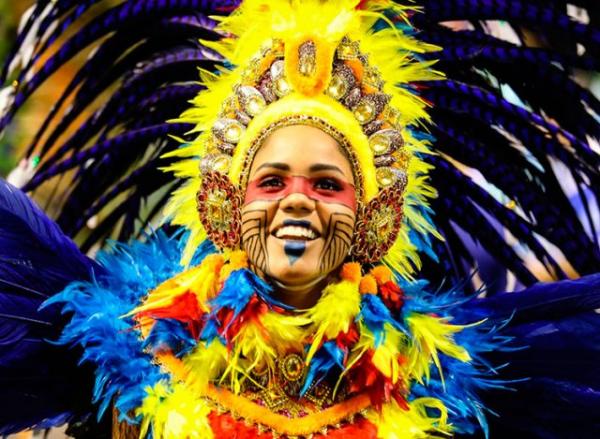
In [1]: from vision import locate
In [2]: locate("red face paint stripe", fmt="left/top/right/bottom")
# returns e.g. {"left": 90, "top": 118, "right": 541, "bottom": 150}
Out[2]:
{"left": 245, "top": 175, "right": 357, "bottom": 211}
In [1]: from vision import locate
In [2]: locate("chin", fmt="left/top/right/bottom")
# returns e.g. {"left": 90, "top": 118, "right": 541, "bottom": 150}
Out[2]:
{"left": 268, "top": 260, "right": 322, "bottom": 287}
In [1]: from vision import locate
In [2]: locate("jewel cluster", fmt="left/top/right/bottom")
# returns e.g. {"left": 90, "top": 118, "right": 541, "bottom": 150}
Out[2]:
{"left": 201, "top": 37, "right": 409, "bottom": 190}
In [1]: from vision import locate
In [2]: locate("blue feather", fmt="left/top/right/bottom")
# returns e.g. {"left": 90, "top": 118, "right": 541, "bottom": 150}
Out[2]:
{"left": 0, "top": 179, "right": 102, "bottom": 433}
{"left": 301, "top": 340, "right": 344, "bottom": 396}
{"left": 143, "top": 318, "right": 197, "bottom": 358}
{"left": 209, "top": 268, "right": 292, "bottom": 318}
{"left": 45, "top": 231, "right": 214, "bottom": 425}
{"left": 358, "top": 293, "right": 406, "bottom": 346}
{"left": 469, "top": 273, "right": 600, "bottom": 323}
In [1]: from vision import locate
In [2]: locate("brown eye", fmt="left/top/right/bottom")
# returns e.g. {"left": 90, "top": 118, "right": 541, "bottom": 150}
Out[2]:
{"left": 258, "top": 176, "right": 284, "bottom": 189}
{"left": 314, "top": 177, "right": 342, "bottom": 192}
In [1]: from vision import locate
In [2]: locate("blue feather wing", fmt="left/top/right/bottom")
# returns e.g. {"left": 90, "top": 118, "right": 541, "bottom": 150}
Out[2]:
{"left": 0, "top": 179, "right": 101, "bottom": 434}
{"left": 462, "top": 275, "right": 600, "bottom": 438}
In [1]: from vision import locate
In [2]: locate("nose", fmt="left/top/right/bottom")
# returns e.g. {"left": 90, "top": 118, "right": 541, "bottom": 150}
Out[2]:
{"left": 280, "top": 191, "right": 316, "bottom": 214}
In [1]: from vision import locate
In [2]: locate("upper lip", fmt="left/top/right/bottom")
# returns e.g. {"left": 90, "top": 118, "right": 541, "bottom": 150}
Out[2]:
{"left": 271, "top": 219, "right": 321, "bottom": 240}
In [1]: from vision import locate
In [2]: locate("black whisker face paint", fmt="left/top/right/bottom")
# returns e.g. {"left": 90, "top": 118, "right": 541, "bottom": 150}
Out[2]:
{"left": 241, "top": 208, "right": 270, "bottom": 273}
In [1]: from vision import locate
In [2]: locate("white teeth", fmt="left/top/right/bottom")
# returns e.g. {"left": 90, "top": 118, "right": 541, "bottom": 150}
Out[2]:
{"left": 275, "top": 225, "right": 317, "bottom": 240}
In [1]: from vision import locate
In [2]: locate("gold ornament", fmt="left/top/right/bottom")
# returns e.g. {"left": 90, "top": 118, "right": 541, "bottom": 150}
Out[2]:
{"left": 213, "top": 118, "right": 245, "bottom": 144}
{"left": 196, "top": 171, "right": 242, "bottom": 250}
{"left": 298, "top": 40, "right": 317, "bottom": 77}
{"left": 237, "top": 86, "right": 267, "bottom": 117}
{"left": 368, "top": 129, "right": 404, "bottom": 156}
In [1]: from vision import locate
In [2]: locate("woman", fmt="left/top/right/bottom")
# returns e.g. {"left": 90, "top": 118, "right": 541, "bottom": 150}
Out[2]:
{"left": 1, "top": 1, "right": 600, "bottom": 438}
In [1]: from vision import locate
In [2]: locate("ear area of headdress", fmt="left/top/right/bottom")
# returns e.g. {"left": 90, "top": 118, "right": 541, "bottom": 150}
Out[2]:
{"left": 196, "top": 171, "right": 243, "bottom": 251}
{"left": 351, "top": 175, "right": 407, "bottom": 264}
{"left": 285, "top": 36, "right": 336, "bottom": 97}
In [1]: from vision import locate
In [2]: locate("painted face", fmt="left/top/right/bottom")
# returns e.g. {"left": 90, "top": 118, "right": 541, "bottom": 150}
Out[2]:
{"left": 241, "top": 125, "right": 357, "bottom": 290}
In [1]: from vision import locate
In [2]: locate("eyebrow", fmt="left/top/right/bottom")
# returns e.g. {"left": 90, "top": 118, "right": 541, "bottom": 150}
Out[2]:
{"left": 255, "top": 162, "right": 345, "bottom": 176}
{"left": 309, "top": 163, "right": 345, "bottom": 175}
{"left": 255, "top": 162, "right": 290, "bottom": 172}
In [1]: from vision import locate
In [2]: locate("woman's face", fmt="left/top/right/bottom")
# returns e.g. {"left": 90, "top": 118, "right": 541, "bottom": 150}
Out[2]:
{"left": 241, "top": 125, "right": 357, "bottom": 291}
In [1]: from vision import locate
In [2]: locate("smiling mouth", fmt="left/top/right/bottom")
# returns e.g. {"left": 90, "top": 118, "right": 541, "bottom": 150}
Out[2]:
{"left": 272, "top": 220, "right": 320, "bottom": 241}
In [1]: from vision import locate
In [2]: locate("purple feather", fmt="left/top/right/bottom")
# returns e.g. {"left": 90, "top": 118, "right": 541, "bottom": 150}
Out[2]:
{"left": 0, "top": 179, "right": 99, "bottom": 434}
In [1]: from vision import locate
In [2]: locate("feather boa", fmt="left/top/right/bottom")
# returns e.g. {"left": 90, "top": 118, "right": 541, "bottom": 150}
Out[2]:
{"left": 50, "top": 232, "right": 509, "bottom": 438}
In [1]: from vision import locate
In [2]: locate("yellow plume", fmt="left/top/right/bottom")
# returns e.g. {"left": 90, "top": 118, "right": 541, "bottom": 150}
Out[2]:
{"left": 183, "top": 340, "right": 228, "bottom": 393}
{"left": 304, "top": 273, "right": 361, "bottom": 364}
{"left": 366, "top": 397, "right": 453, "bottom": 438}
{"left": 406, "top": 313, "right": 471, "bottom": 385}
{"left": 137, "top": 382, "right": 213, "bottom": 439}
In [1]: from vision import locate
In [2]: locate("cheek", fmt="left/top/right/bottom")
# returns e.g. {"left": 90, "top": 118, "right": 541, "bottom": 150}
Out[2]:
{"left": 317, "top": 204, "right": 356, "bottom": 273}
{"left": 241, "top": 200, "right": 278, "bottom": 271}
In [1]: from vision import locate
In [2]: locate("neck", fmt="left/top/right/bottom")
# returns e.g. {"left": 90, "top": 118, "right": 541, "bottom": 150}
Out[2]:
{"left": 271, "top": 275, "right": 328, "bottom": 309}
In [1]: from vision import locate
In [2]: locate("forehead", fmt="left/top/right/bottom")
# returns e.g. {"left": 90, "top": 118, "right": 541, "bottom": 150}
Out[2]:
{"left": 249, "top": 125, "right": 354, "bottom": 180}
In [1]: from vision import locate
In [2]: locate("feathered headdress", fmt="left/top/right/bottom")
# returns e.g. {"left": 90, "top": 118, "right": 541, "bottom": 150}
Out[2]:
{"left": 165, "top": 0, "right": 441, "bottom": 276}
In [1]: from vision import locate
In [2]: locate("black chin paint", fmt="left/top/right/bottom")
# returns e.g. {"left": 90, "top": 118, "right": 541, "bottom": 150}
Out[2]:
{"left": 284, "top": 240, "right": 306, "bottom": 265}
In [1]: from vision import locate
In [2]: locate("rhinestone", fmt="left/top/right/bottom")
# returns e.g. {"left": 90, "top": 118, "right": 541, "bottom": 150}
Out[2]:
{"left": 326, "top": 64, "right": 355, "bottom": 100}
{"left": 213, "top": 118, "right": 245, "bottom": 144}
{"left": 237, "top": 85, "right": 266, "bottom": 116}
{"left": 280, "top": 353, "right": 305, "bottom": 382}
{"left": 354, "top": 101, "right": 375, "bottom": 124}
{"left": 376, "top": 167, "right": 396, "bottom": 187}
{"left": 363, "top": 66, "right": 383, "bottom": 89}
{"left": 270, "top": 60, "right": 285, "bottom": 79}
{"left": 212, "top": 154, "right": 232, "bottom": 174}
{"left": 369, "top": 129, "right": 403, "bottom": 156}
{"left": 326, "top": 74, "right": 348, "bottom": 100}
{"left": 200, "top": 153, "right": 231, "bottom": 174}
{"left": 344, "top": 87, "right": 361, "bottom": 108}
{"left": 299, "top": 58, "right": 314, "bottom": 76}
{"left": 247, "top": 95, "right": 266, "bottom": 115}
{"left": 369, "top": 132, "right": 391, "bottom": 155}
{"left": 336, "top": 37, "right": 359, "bottom": 60}
{"left": 353, "top": 93, "right": 389, "bottom": 124}
{"left": 273, "top": 77, "right": 291, "bottom": 97}
{"left": 396, "top": 149, "right": 411, "bottom": 168}
{"left": 225, "top": 125, "right": 242, "bottom": 143}
{"left": 298, "top": 40, "right": 316, "bottom": 76}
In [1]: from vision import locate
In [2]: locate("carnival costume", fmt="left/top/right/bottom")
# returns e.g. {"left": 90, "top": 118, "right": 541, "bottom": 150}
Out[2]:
{"left": 1, "top": 1, "right": 600, "bottom": 438}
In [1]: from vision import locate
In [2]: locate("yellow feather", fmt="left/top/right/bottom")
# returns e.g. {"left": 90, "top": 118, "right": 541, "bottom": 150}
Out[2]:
{"left": 304, "top": 275, "right": 361, "bottom": 364}
{"left": 371, "top": 323, "right": 407, "bottom": 384}
{"left": 406, "top": 313, "right": 472, "bottom": 385}
{"left": 219, "top": 308, "right": 312, "bottom": 391}
{"left": 366, "top": 397, "right": 452, "bottom": 438}
{"left": 261, "top": 311, "right": 312, "bottom": 354}
{"left": 127, "top": 254, "right": 224, "bottom": 318}
{"left": 183, "top": 340, "right": 228, "bottom": 393}
{"left": 137, "top": 382, "right": 213, "bottom": 439}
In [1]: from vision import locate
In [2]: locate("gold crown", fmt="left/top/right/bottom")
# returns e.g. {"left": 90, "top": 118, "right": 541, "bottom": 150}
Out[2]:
{"left": 200, "top": 36, "right": 409, "bottom": 194}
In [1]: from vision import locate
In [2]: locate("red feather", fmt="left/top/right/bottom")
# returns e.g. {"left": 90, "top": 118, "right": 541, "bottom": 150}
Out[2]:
{"left": 347, "top": 350, "right": 409, "bottom": 410}
{"left": 379, "top": 281, "right": 404, "bottom": 311}
{"left": 218, "top": 295, "right": 269, "bottom": 346}
{"left": 136, "top": 292, "right": 203, "bottom": 338}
